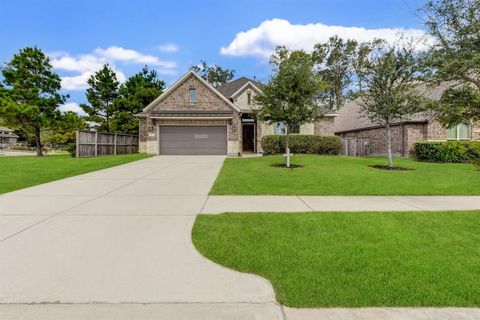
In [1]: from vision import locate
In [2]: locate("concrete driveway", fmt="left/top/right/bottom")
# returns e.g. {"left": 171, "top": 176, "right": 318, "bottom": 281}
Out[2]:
{"left": 0, "top": 156, "right": 280, "bottom": 320}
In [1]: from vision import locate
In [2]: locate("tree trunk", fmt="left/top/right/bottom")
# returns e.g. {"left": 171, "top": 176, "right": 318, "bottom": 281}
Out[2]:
{"left": 285, "top": 126, "right": 290, "bottom": 168}
{"left": 35, "top": 126, "right": 43, "bottom": 157}
{"left": 386, "top": 124, "right": 393, "bottom": 168}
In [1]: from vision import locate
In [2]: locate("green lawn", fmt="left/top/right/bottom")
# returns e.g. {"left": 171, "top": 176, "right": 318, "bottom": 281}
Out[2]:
{"left": 193, "top": 211, "right": 480, "bottom": 307}
{"left": 0, "top": 153, "right": 151, "bottom": 194}
{"left": 210, "top": 155, "right": 480, "bottom": 195}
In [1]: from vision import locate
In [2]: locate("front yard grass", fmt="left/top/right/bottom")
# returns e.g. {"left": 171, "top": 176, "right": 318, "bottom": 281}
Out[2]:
{"left": 192, "top": 211, "right": 480, "bottom": 307}
{"left": 0, "top": 153, "right": 151, "bottom": 194}
{"left": 210, "top": 155, "right": 480, "bottom": 195}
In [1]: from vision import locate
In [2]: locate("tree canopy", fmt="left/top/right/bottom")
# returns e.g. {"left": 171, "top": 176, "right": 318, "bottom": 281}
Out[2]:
{"left": 192, "top": 61, "right": 235, "bottom": 88}
{"left": 80, "top": 64, "right": 119, "bottom": 132}
{"left": 111, "top": 66, "right": 165, "bottom": 134}
{"left": 313, "top": 36, "right": 358, "bottom": 111}
{"left": 357, "top": 41, "right": 427, "bottom": 167}
{"left": 422, "top": 0, "right": 480, "bottom": 125}
{"left": 253, "top": 47, "right": 328, "bottom": 167}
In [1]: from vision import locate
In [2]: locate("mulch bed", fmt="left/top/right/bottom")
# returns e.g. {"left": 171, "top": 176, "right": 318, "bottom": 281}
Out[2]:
{"left": 271, "top": 163, "right": 304, "bottom": 169}
{"left": 369, "top": 165, "right": 414, "bottom": 171}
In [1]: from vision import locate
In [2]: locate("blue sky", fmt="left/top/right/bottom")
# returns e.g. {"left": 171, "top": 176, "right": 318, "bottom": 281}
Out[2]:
{"left": 0, "top": 0, "right": 428, "bottom": 114}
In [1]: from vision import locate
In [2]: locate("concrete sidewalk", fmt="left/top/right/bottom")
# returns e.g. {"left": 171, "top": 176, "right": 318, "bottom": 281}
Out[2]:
{"left": 202, "top": 195, "right": 480, "bottom": 213}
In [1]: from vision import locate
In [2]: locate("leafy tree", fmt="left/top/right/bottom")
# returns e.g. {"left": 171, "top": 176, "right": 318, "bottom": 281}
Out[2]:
{"left": 43, "top": 111, "right": 87, "bottom": 147}
{"left": 252, "top": 47, "right": 327, "bottom": 167}
{"left": 313, "top": 36, "right": 358, "bottom": 111}
{"left": 353, "top": 39, "right": 386, "bottom": 94}
{"left": 0, "top": 47, "right": 67, "bottom": 156}
{"left": 357, "top": 42, "right": 426, "bottom": 168}
{"left": 191, "top": 60, "right": 235, "bottom": 88}
{"left": 111, "top": 66, "right": 165, "bottom": 134}
{"left": 81, "top": 64, "right": 119, "bottom": 132}
{"left": 422, "top": 0, "right": 480, "bottom": 125}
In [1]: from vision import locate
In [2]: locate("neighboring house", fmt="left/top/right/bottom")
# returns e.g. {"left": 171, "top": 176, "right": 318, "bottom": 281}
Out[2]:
{"left": 138, "top": 70, "right": 337, "bottom": 155}
{"left": 334, "top": 83, "right": 480, "bottom": 156}
{"left": 0, "top": 127, "right": 18, "bottom": 149}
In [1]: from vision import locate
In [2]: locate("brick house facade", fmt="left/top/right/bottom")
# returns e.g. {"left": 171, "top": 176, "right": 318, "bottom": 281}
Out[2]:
{"left": 334, "top": 95, "right": 480, "bottom": 156}
{"left": 138, "top": 70, "right": 338, "bottom": 155}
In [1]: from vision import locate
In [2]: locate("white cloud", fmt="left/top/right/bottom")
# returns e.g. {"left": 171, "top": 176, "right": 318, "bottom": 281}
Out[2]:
{"left": 60, "top": 72, "right": 92, "bottom": 90}
{"left": 221, "top": 19, "right": 431, "bottom": 58}
{"left": 60, "top": 70, "right": 126, "bottom": 90}
{"left": 94, "top": 46, "right": 176, "bottom": 68}
{"left": 59, "top": 102, "right": 86, "bottom": 116}
{"left": 156, "top": 43, "right": 179, "bottom": 53}
{"left": 50, "top": 46, "right": 176, "bottom": 90}
{"left": 51, "top": 54, "right": 103, "bottom": 73}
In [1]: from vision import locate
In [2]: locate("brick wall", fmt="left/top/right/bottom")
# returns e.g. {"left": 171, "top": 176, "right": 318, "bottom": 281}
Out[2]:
{"left": 314, "top": 117, "right": 336, "bottom": 136}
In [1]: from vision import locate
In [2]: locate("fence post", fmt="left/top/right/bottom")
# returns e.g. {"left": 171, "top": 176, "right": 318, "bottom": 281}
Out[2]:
{"left": 94, "top": 131, "right": 98, "bottom": 157}
{"left": 114, "top": 133, "right": 117, "bottom": 155}
{"left": 76, "top": 130, "right": 80, "bottom": 158}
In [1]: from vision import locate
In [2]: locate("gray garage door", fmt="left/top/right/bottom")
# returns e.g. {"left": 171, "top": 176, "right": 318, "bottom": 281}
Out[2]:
{"left": 159, "top": 126, "right": 227, "bottom": 155}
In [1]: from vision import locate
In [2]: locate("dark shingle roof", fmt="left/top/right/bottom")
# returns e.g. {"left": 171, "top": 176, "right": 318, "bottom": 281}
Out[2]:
{"left": 217, "top": 77, "right": 264, "bottom": 98}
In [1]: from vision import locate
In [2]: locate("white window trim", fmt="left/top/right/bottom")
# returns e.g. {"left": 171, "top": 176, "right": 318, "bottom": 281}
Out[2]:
{"left": 447, "top": 123, "right": 471, "bottom": 141}
{"left": 189, "top": 88, "right": 197, "bottom": 103}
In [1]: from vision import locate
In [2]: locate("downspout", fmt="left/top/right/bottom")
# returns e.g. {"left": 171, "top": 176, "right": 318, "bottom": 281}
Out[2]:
{"left": 401, "top": 123, "right": 405, "bottom": 157}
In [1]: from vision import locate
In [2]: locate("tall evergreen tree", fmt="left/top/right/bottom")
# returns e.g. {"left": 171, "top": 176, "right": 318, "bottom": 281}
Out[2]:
{"left": 80, "top": 64, "right": 119, "bottom": 132}
{"left": 112, "top": 66, "right": 165, "bottom": 134}
{"left": 0, "top": 47, "right": 66, "bottom": 156}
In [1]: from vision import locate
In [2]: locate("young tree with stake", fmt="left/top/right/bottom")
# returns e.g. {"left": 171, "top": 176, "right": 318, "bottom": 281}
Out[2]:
{"left": 253, "top": 47, "right": 327, "bottom": 168}
{"left": 357, "top": 41, "right": 426, "bottom": 168}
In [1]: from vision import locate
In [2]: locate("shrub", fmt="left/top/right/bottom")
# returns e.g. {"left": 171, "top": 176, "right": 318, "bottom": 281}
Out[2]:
{"left": 414, "top": 141, "right": 480, "bottom": 163}
{"left": 473, "top": 158, "right": 480, "bottom": 171}
{"left": 66, "top": 143, "right": 76, "bottom": 158}
{"left": 261, "top": 135, "right": 342, "bottom": 155}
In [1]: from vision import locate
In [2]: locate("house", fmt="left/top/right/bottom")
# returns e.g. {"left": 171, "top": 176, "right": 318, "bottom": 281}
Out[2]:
{"left": 0, "top": 127, "right": 18, "bottom": 149}
{"left": 334, "top": 83, "right": 480, "bottom": 156}
{"left": 138, "top": 70, "right": 337, "bottom": 155}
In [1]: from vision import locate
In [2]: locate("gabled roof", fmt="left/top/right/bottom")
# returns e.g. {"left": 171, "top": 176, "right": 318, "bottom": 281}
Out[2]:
{"left": 217, "top": 77, "right": 264, "bottom": 99}
{"left": 0, "top": 127, "right": 18, "bottom": 138}
{"left": 142, "top": 70, "right": 240, "bottom": 113}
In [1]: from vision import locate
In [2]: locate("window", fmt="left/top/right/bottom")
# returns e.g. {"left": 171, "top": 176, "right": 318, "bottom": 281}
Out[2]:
{"left": 274, "top": 122, "right": 285, "bottom": 135}
{"left": 247, "top": 92, "right": 252, "bottom": 105}
{"left": 274, "top": 122, "right": 300, "bottom": 134}
{"left": 447, "top": 123, "right": 471, "bottom": 141}
{"left": 189, "top": 88, "right": 197, "bottom": 103}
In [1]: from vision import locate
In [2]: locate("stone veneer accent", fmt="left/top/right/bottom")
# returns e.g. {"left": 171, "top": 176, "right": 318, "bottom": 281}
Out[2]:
{"left": 232, "top": 84, "right": 260, "bottom": 112}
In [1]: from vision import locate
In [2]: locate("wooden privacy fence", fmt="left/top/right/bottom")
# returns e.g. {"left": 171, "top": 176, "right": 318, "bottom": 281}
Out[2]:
{"left": 341, "top": 138, "right": 370, "bottom": 157}
{"left": 76, "top": 130, "right": 139, "bottom": 157}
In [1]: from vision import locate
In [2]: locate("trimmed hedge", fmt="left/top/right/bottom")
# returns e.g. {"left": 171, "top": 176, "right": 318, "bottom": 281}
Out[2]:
{"left": 414, "top": 141, "right": 480, "bottom": 163}
{"left": 261, "top": 135, "right": 342, "bottom": 155}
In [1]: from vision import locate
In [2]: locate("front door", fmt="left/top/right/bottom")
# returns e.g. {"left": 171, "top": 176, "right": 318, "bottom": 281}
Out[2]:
{"left": 242, "top": 124, "right": 255, "bottom": 152}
